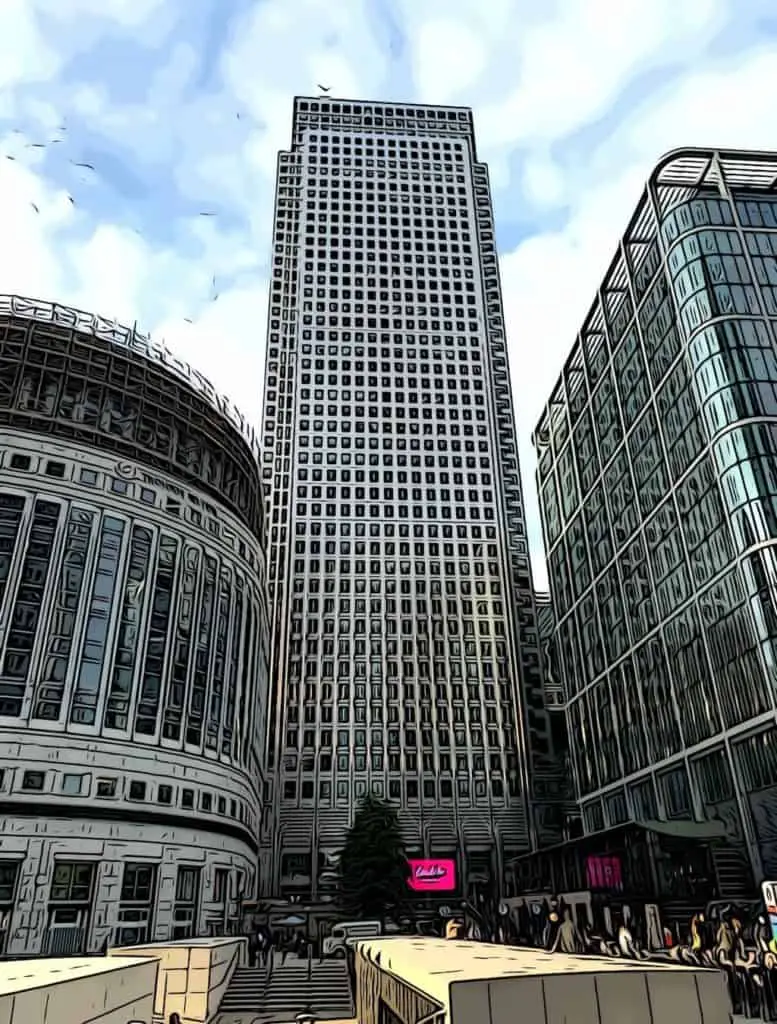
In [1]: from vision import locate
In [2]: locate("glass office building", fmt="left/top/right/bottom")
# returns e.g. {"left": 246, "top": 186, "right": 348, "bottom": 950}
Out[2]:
{"left": 534, "top": 149, "right": 777, "bottom": 886}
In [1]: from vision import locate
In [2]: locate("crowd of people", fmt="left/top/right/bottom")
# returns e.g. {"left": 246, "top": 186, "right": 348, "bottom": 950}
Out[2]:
{"left": 246, "top": 923, "right": 317, "bottom": 967}
{"left": 675, "top": 906, "right": 777, "bottom": 1020}
{"left": 450, "top": 898, "right": 777, "bottom": 1021}
{"left": 246, "top": 899, "right": 777, "bottom": 1020}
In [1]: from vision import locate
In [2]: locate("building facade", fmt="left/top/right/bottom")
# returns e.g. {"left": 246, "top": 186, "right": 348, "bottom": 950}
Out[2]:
{"left": 534, "top": 148, "right": 777, "bottom": 890}
{"left": 0, "top": 295, "right": 269, "bottom": 956}
{"left": 261, "top": 97, "right": 550, "bottom": 900}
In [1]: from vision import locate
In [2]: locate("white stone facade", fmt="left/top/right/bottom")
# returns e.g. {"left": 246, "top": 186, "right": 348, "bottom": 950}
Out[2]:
{"left": 0, "top": 812, "right": 255, "bottom": 956}
{"left": 0, "top": 303, "right": 269, "bottom": 954}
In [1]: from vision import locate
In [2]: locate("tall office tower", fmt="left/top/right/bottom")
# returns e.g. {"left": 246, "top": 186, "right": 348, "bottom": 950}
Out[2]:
{"left": 261, "top": 97, "right": 550, "bottom": 900}
{"left": 534, "top": 148, "right": 777, "bottom": 891}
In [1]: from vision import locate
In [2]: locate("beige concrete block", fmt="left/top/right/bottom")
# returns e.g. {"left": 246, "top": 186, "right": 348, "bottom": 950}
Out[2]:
{"left": 161, "top": 946, "right": 191, "bottom": 970}
{"left": 9, "top": 985, "right": 49, "bottom": 1024}
{"left": 595, "top": 972, "right": 652, "bottom": 1024}
{"left": 0, "top": 994, "right": 13, "bottom": 1024}
{"left": 645, "top": 970, "right": 701, "bottom": 1022}
{"left": 186, "top": 967, "right": 210, "bottom": 994}
{"left": 188, "top": 946, "right": 211, "bottom": 969}
{"left": 694, "top": 970, "right": 730, "bottom": 1024}
{"left": 184, "top": 989, "right": 208, "bottom": 1019}
{"left": 489, "top": 977, "right": 545, "bottom": 1024}
{"left": 543, "top": 973, "right": 600, "bottom": 1024}
{"left": 450, "top": 978, "right": 490, "bottom": 1023}
{"left": 165, "top": 992, "right": 187, "bottom": 1019}
{"left": 165, "top": 967, "right": 189, "bottom": 994}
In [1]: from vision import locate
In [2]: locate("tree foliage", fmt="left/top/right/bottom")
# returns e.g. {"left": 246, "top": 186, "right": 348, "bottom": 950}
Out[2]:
{"left": 337, "top": 792, "right": 408, "bottom": 921}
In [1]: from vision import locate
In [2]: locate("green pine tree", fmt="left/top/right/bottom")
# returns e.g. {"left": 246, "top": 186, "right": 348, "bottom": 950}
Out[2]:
{"left": 337, "top": 792, "right": 408, "bottom": 923}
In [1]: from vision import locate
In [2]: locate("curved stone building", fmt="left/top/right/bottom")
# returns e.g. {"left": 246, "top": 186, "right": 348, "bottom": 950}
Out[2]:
{"left": 0, "top": 295, "right": 269, "bottom": 956}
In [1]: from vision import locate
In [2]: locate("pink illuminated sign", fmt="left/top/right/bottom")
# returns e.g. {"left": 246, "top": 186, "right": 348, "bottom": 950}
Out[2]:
{"left": 585, "top": 855, "right": 623, "bottom": 891}
{"left": 407, "top": 859, "right": 457, "bottom": 892}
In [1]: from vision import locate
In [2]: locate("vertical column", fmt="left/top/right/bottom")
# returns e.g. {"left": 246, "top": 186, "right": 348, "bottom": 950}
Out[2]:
{"left": 6, "top": 837, "right": 48, "bottom": 956}
{"left": 152, "top": 855, "right": 180, "bottom": 941}
{"left": 92, "top": 860, "right": 121, "bottom": 951}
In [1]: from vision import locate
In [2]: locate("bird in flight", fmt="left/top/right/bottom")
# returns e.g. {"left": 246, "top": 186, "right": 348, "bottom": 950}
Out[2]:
{"left": 199, "top": 211, "right": 216, "bottom": 217}
{"left": 30, "top": 203, "right": 39, "bottom": 213}
{"left": 318, "top": 84, "right": 331, "bottom": 92}
{"left": 26, "top": 143, "right": 47, "bottom": 149}
{"left": 67, "top": 195, "right": 75, "bottom": 205}
{"left": 71, "top": 161, "right": 95, "bottom": 171}
{"left": 184, "top": 318, "right": 193, "bottom": 324}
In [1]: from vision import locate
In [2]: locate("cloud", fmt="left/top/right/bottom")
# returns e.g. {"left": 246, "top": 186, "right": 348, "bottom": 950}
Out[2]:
{"left": 501, "top": 45, "right": 777, "bottom": 588}
{"left": 0, "top": 0, "right": 774, "bottom": 594}
{"left": 413, "top": 19, "right": 488, "bottom": 104}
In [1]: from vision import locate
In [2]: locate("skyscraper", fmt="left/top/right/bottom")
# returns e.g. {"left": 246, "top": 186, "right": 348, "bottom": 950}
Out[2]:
{"left": 534, "top": 148, "right": 777, "bottom": 889}
{"left": 260, "top": 97, "right": 550, "bottom": 900}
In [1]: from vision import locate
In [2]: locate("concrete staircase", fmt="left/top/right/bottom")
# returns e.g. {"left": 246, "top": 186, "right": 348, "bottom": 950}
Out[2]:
{"left": 216, "top": 955, "right": 354, "bottom": 1022}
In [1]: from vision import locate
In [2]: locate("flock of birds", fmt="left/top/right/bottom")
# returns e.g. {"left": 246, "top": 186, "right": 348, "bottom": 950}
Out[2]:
{"left": 6, "top": 123, "right": 85, "bottom": 212}
{"left": 2, "top": 83, "right": 335, "bottom": 326}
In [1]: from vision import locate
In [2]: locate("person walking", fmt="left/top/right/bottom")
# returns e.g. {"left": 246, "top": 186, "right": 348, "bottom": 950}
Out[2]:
{"left": 543, "top": 906, "right": 561, "bottom": 952}
{"left": 551, "top": 908, "right": 584, "bottom": 954}
{"left": 247, "top": 927, "right": 260, "bottom": 968}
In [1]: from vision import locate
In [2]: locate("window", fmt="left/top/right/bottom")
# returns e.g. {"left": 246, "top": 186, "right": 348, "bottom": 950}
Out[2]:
{"left": 213, "top": 868, "right": 229, "bottom": 904}
{"left": 116, "top": 862, "right": 158, "bottom": 946}
{"left": 61, "top": 774, "right": 84, "bottom": 796}
{"left": 103, "top": 525, "right": 153, "bottom": 730}
{"left": 157, "top": 784, "right": 173, "bottom": 805}
{"left": 0, "top": 862, "right": 19, "bottom": 904}
{"left": 22, "top": 770, "right": 45, "bottom": 791}
{"left": 128, "top": 780, "right": 147, "bottom": 801}
{"left": 69, "top": 515, "right": 124, "bottom": 725}
{"left": 96, "top": 777, "right": 117, "bottom": 798}
{"left": 660, "top": 765, "right": 692, "bottom": 819}
{"left": 9, "top": 454, "right": 30, "bottom": 470}
{"left": 50, "top": 861, "right": 94, "bottom": 903}
{"left": 181, "top": 788, "right": 194, "bottom": 809}
{"left": 3, "top": 500, "right": 60, "bottom": 713}
{"left": 172, "top": 866, "right": 201, "bottom": 940}
{"left": 33, "top": 507, "right": 94, "bottom": 721}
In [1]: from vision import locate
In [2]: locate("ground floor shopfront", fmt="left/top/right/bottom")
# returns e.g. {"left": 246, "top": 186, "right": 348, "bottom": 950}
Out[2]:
{"left": 508, "top": 819, "right": 758, "bottom": 938}
{"left": 0, "top": 813, "right": 257, "bottom": 957}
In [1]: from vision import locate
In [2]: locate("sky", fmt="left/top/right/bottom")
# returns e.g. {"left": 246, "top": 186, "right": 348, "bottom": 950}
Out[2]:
{"left": 2, "top": 0, "right": 777, "bottom": 591}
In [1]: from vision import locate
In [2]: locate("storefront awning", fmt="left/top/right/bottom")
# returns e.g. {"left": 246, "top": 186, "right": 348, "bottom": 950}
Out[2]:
{"left": 636, "top": 819, "right": 728, "bottom": 840}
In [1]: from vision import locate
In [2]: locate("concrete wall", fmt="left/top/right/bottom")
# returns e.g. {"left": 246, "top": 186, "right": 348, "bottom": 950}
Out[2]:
{"left": 448, "top": 967, "right": 729, "bottom": 1024}
{"left": 356, "top": 939, "right": 730, "bottom": 1024}
{"left": 110, "top": 936, "right": 246, "bottom": 1023}
{"left": 0, "top": 955, "right": 157, "bottom": 1024}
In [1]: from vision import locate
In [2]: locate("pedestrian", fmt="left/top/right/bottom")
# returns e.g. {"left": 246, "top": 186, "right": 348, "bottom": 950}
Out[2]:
{"left": 755, "top": 914, "right": 772, "bottom": 956}
{"left": 617, "top": 916, "right": 640, "bottom": 959}
{"left": 551, "top": 907, "right": 584, "bottom": 954}
{"left": 247, "top": 928, "right": 259, "bottom": 968}
{"left": 543, "top": 906, "right": 561, "bottom": 952}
